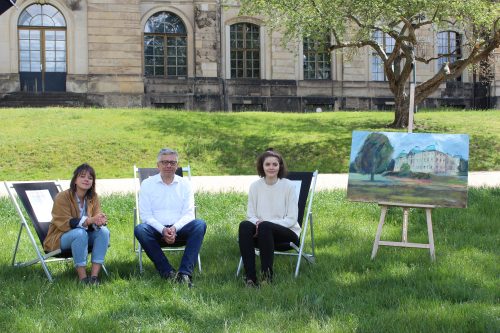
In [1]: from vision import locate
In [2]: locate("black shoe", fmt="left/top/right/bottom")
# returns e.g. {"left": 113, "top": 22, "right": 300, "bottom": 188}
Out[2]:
{"left": 79, "top": 277, "right": 90, "bottom": 285}
{"left": 89, "top": 276, "right": 100, "bottom": 286}
{"left": 176, "top": 273, "right": 193, "bottom": 288}
{"left": 244, "top": 278, "right": 259, "bottom": 288}
{"left": 261, "top": 270, "right": 273, "bottom": 284}
{"left": 161, "top": 269, "right": 177, "bottom": 281}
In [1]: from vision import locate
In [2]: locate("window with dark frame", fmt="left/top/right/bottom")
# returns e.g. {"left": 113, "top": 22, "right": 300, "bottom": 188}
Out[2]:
{"left": 230, "top": 23, "right": 260, "bottom": 79}
{"left": 371, "top": 31, "right": 395, "bottom": 81}
{"left": 437, "top": 30, "right": 462, "bottom": 81}
{"left": 303, "top": 37, "right": 331, "bottom": 79}
{"left": 144, "top": 12, "right": 187, "bottom": 77}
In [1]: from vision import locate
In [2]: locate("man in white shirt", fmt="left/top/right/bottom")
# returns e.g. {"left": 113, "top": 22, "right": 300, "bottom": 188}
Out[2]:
{"left": 134, "top": 148, "right": 206, "bottom": 287}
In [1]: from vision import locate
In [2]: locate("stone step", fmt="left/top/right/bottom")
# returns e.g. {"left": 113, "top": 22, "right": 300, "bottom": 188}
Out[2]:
{"left": 0, "top": 92, "right": 88, "bottom": 107}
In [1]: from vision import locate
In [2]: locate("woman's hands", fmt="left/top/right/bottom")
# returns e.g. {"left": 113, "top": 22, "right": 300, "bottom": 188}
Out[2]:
{"left": 253, "top": 220, "right": 263, "bottom": 237}
{"left": 87, "top": 213, "right": 107, "bottom": 227}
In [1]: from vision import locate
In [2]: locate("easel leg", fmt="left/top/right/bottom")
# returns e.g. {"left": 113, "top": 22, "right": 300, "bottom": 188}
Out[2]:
{"left": 426, "top": 208, "right": 435, "bottom": 261}
{"left": 371, "top": 206, "right": 388, "bottom": 260}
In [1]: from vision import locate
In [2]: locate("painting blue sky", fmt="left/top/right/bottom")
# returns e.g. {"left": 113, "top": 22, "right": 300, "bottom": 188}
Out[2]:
{"left": 349, "top": 131, "right": 469, "bottom": 162}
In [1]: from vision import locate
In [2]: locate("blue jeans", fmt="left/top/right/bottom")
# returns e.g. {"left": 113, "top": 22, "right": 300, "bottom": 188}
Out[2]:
{"left": 60, "top": 227, "right": 110, "bottom": 267}
{"left": 134, "top": 219, "right": 206, "bottom": 277}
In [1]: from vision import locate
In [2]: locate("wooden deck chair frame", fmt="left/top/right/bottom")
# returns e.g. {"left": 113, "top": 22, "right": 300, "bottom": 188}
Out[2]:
{"left": 4, "top": 181, "right": 108, "bottom": 282}
{"left": 133, "top": 165, "right": 202, "bottom": 274}
{"left": 236, "top": 170, "right": 318, "bottom": 278}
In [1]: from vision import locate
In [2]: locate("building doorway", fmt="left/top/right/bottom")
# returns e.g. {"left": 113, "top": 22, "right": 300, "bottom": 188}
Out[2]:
{"left": 18, "top": 4, "right": 66, "bottom": 92}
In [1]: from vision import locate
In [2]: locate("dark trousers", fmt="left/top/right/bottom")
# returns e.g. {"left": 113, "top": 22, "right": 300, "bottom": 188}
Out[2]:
{"left": 238, "top": 220, "right": 299, "bottom": 281}
{"left": 134, "top": 219, "right": 206, "bottom": 277}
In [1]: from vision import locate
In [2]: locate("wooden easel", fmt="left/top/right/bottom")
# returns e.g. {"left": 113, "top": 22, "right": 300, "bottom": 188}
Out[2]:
{"left": 370, "top": 79, "right": 441, "bottom": 260}
{"left": 371, "top": 202, "right": 436, "bottom": 261}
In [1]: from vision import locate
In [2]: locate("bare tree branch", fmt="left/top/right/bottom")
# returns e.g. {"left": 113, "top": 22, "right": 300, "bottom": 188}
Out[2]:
{"left": 329, "top": 39, "right": 380, "bottom": 52}
{"left": 415, "top": 29, "right": 500, "bottom": 104}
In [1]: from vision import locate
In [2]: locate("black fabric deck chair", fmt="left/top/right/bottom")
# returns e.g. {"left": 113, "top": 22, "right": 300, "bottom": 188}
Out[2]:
{"left": 236, "top": 170, "right": 319, "bottom": 277}
{"left": 4, "top": 181, "right": 108, "bottom": 282}
{"left": 133, "top": 165, "right": 202, "bottom": 273}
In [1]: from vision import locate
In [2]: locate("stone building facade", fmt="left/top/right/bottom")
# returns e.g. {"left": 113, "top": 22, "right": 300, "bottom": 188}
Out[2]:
{"left": 0, "top": 0, "right": 499, "bottom": 110}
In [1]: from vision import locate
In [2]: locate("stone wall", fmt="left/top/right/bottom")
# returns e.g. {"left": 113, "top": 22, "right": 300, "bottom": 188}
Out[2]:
{"left": 86, "top": 0, "right": 143, "bottom": 106}
{"left": 194, "top": 2, "right": 219, "bottom": 78}
{"left": 0, "top": 0, "right": 498, "bottom": 110}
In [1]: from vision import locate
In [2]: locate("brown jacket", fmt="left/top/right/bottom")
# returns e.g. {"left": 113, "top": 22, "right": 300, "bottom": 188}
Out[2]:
{"left": 43, "top": 189, "right": 102, "bottom": 252}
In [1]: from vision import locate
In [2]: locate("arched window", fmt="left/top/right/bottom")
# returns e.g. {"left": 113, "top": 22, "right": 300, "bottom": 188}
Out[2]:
{"left": 144, "top": 12, "right": 187, "bottom": 77}
{"left": 437, "top": 31, "right": 461, "bottom": 81}
{"left": 18, "top": 4, "right": 66, "bottom": 27}
{"left": 371, "top": 31, "right": 394, "bottom": 81}
{"left": 230, "top": 23, "right": 260, "bottom": 79}
{"left": 17, "top": 4, "right": 67, "bottom": 92}
{"left": 303, "top": 37, "right": 331, "bottom": 79}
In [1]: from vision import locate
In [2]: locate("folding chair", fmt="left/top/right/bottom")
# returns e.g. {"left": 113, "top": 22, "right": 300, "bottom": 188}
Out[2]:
{"left": 236, "top": 170, "right": 319, "bottom": 278}
{"left": 133, "top": 164, "right": 202, "bottom": 273}
{"left": 4, "top": 181, "right": 108, "bottom": 282}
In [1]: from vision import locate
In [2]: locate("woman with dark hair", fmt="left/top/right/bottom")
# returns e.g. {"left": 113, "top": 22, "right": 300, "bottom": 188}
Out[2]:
{"left": 238, "top": 149, "right": 299, "bottom": 287}
{"left": 43, "top": 163, "right": 110, "bottom": 285}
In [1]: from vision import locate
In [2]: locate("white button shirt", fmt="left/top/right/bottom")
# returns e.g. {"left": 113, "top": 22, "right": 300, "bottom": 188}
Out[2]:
{"left": 139, "top": 173, "right": 195, "bottom": 233}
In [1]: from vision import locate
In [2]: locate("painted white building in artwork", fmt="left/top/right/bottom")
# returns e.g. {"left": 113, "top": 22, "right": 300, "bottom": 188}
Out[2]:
{"left": 394, "top": 145, "right": 461, "bottom": 175}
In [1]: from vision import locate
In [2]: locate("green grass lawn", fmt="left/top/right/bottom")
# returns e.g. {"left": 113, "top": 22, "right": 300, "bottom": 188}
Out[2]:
{"left": 0, "top": 188, "right": 498, "bottom": 332}
{"left": 0, "top": 108, "right": 498, "bottom": 180}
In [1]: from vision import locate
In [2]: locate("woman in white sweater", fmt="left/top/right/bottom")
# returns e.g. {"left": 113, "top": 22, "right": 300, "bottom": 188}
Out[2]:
{"left": 239, "top": 149, "right": 299, "bottom": 287}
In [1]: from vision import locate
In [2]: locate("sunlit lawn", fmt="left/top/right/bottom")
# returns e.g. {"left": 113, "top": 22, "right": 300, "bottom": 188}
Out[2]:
{"left": 0, "top": 188, "right": 498, "bottom": 332}
{"left": 0, "top": 107, "right": 498, "bottom": 332}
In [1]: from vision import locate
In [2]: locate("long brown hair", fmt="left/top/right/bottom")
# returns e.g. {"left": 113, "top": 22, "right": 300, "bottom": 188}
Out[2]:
{"left": 70, "top": 163, "right": 97, "bottom": 199}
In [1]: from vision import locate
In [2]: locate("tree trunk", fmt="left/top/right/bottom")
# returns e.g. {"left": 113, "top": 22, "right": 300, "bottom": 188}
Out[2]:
{"left": 390, "top": 89, "right": 410, "bottom": 128}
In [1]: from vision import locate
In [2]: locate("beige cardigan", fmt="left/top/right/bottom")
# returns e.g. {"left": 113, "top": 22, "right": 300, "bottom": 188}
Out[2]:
{"left": 43, "top": 189, "right": 102, "bottom": 252}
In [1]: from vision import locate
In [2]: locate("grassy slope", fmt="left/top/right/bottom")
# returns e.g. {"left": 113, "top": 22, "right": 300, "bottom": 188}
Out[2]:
{"left": 0, "top": 108, "right": 498, "bottom": 180}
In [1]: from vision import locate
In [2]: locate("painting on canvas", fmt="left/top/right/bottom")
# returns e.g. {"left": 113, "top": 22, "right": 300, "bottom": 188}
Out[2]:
{"left": 347, "top": 131, "right": 469, "bottom": 208}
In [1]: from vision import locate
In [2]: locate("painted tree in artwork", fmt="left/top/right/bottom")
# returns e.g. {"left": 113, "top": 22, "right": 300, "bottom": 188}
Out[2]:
{"left": 354, "top": 133, "right": 394, "bottom": 181}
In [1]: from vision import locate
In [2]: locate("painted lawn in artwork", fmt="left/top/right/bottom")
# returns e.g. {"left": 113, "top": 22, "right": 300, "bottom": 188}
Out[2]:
{"left": 347, "top": 131, "right": 469, "bottom": 208}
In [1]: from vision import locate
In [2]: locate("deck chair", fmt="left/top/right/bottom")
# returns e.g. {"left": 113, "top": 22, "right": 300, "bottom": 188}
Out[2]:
{"left": 133, "top": 165, "right": 202, "bottom": 274}
{"left": 4, "top": 181, "right": 108, "bottom": 282}
{"left": 236, "top": 170, "right": 319, "bottom": 278}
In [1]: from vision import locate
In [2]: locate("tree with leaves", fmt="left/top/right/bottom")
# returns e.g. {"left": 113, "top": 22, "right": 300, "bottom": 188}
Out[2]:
{"left": 239, "top": 0, "right": 500, "bottom": 128}
{"left": 354, "top": 133, "right": 394, "bottom": 181}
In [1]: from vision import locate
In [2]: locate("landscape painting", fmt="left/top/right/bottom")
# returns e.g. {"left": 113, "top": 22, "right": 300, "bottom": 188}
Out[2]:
{"left": 347, "top": 131, "right": 469, "bottom": 208}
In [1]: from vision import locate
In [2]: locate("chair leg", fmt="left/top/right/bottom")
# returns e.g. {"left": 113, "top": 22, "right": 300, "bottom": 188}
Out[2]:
{"left": 236, "top": 257, "right": 243, "bottom": 277}
{"left": 11, "top": 224, "right": 23, "bottom": 267}
{"left": 40, "top": 258, "right": 54, "bottom": 282}
{"left": 102, "top": 264, "right": 109, "bottom": 276}
{"left": 197, "top": 254, "right": 202, "bottom": 272}
{"left": 294, "top": 246, "right": 302, "bottom": 278}
{"left": 294, "top": 213, "right": 316, "bottom": 278}
{"left": 309, "top": 214, "right": 316, "bottom": 258}
{"left": 138, "top": 244, "right": 143, "bottom": 274}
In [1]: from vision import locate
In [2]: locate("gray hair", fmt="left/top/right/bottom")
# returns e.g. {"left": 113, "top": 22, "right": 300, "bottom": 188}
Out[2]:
{"left": 157, "top": 148, "right": 179, "bottom": 162}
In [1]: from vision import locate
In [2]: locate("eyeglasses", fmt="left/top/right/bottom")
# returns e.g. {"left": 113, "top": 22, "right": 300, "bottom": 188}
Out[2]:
{"left": 159, "top": 160, "right": 178, "bottom": 166}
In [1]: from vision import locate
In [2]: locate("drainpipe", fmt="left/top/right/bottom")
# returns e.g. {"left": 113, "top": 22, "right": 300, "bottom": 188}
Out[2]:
{"left": 218, "top": 1, "right": 227, "bottom": 111}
